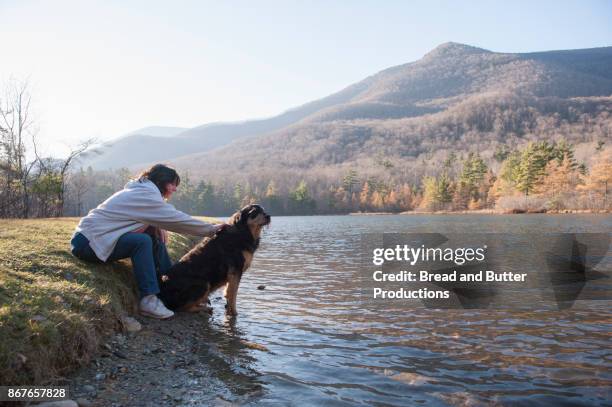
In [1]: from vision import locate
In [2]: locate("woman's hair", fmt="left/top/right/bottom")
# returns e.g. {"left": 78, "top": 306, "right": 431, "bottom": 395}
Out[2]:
{"left": 138, "top": 164, "right": 181, "bottom": 196}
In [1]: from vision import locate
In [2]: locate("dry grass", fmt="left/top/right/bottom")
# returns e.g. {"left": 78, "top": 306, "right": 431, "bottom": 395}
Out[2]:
{"left": 0, "top": 217, "right": 217, "bottom": 385}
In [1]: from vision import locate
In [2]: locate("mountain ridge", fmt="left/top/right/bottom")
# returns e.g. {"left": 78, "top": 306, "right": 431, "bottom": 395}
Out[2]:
{"left": 81, "top": 43, "right": 612, "bottom": 174}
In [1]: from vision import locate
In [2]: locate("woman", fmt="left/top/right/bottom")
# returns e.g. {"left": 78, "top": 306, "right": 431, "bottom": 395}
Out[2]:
{"left": 70, "top": 164, "right": 225, "bottom": 319}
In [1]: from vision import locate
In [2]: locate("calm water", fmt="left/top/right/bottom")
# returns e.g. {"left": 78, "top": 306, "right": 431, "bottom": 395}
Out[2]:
{"left": 190, "top": 215, "right": 612, "bottom": 406}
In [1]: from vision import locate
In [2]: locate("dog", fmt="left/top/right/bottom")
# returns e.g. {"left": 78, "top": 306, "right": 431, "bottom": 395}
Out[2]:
{"left": 158, "top": 204, "right": 270, "bottom": 316}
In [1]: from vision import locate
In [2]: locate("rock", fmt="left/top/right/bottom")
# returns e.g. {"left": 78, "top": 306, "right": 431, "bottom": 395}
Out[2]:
{"left": 113, "top": 334, "right": 127, "bottom": 345}
{"left": 113, "top": 350, "right": 127, "bottom": 359}
{"left": 121, "top": 316, "right": 142, "bottom": 333}
{"left": 120, "top": 316, "right": 141, "bottom": 333}
{"left": 64, "top": 272, "right": 74, "bottom": 281}
{"left": 82, "top": 385, "right": 95, "bottom": 393}
{"left": 76, "top": 398, "right": 93, "bottom": 407}
{"left": 94, "top": 373, "right": 105, "bottom": 381}
{"left": 257, "top": 285, "right": 266, "bottom": 290}
{"left": 36, "top": 401, "right": 78, "bottom": 407}
{"left": 13, "top": 352, "right": 27, "bottom": 369}
{"left": 31, "top": 314, "right": 47, "bottom": 322}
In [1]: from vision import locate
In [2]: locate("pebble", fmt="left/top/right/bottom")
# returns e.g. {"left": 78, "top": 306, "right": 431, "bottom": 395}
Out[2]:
{"left": 31, "top": 314, "right": 47, "bottom": 322}
{"left": 75, "top": 398, "right": 93, "bottom": 407}
{"left": 257, "top": 285, "right": 266, "bottom": 290}
{"left": 113, "top": 350, "right": 128, "bottom": 359}
{"left": 95, "top": 373, "right": 106, "bottom": 381}
{"left": 82, "top": 385, "right": 95, "bottom": 393}
{"left": 64, "top": 272, "right": 74, "bottom": 281}
{"left": 13, "top": 352, "right": 27, "bottom": 369}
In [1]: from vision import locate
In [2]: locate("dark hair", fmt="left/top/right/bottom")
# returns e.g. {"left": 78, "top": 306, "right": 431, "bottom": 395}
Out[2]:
{"left": 138, "top": 164, "right": 181, "bottom": 195}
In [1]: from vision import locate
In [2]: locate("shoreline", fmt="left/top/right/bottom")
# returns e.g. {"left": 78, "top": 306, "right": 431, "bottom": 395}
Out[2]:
{"left": 348, "top": 209, "right": 611, "bottom": 216}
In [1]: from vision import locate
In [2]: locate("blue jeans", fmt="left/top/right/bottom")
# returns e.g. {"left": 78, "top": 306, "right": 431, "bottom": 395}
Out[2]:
{"left": 70, "top": 232, "right": 172, "bottom": 298}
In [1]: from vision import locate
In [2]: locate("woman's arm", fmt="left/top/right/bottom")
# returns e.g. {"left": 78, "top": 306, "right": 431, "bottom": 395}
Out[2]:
{"left": 125, "top": 188, "right": 220, "bottom": 237}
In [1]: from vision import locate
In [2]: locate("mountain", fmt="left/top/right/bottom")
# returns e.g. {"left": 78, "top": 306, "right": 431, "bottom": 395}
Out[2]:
{"left": 79, "top": 126, "right": 187, "bottom": 169}
{"left": 125, "top": 126, "right": 187, "bottom": 138}
{"left": 79, "top": 76, "right": 372, "bottom": 169}
{"left": 84, "top": 43, "right": 612, "bottom": 187}
{"left": 161, "top": 42, "right": 612, "bottom": 188}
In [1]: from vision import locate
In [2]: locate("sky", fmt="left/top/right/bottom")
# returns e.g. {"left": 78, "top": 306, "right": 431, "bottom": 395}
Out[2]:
{"left": 1, "top": 0, "right": 611, "bottom": 158}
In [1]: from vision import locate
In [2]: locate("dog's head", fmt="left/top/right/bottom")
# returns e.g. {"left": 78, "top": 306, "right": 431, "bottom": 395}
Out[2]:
{"left": 229, "top": 204, "right": 271, "bottom": 238}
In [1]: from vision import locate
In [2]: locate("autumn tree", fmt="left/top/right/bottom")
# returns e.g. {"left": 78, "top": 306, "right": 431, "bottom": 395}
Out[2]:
{"left": 578, "top": 149, "right": 612, "bottom": 210}
{"left": 420, "top": 173, "right": 452, "bottom": 211}
{"left": 536, "top": 156, "right": 581, "bottom": 210}
{"left": 359, "top": 181, "right": 370, "bottom": 211}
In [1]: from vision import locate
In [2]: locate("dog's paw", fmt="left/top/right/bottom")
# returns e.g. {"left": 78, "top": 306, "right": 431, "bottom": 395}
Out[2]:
{"left": 185, "top": 303, "right": 210, "bottom": 313}
{"left": 197, "top": 303, "right": 213, "bottom": 314}
{"left": 225, "top": 306, "right": 238, "bottom": 317}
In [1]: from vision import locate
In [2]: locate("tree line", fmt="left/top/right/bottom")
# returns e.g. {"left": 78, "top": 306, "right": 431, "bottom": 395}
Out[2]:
{"left": 59, "top": 139, "right": 610, "bottom": 217}
{"left": 2, "top": 80, "right": 610, "bottom": 218}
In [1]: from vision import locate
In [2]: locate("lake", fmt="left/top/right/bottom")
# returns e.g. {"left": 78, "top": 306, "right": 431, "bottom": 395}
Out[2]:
{"left": 190, "top": 214, "right": 612, "bottom": 406}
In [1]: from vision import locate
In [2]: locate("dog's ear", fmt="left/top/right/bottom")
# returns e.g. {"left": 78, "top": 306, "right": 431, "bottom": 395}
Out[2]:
{"left": 228, "top": 210, "right": 242, "bottom": 225}
{"left": 247, "top": 206, "right": 259, "bottom": 218}
{"left": 229, "top": 206, "right": 251, "bottom": 225}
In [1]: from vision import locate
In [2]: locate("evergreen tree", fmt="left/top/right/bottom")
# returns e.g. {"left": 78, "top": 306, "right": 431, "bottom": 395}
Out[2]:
{"left": 456, "top": 152, "right": 488, "bottom": 207}
{"left": 288, "top": 180, "right": 316, "bottom": 214}
{"left": 515, "top": 142, "right": 554, "bottom": 196}
{"left": 420, "top": 173, "right": 452, "bottom": 211}
{"left": 342, "top": 169, "right": 359, "bottom": 205}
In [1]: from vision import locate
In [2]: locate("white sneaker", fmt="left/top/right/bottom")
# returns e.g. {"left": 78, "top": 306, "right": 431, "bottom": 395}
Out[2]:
{"left": 139, "top": 295, "right": 174, "bottom": 319}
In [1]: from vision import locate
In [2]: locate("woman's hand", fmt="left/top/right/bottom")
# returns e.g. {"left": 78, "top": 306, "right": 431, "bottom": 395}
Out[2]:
{"left": 157, "top": 228, "right": 168, "bottom": 244}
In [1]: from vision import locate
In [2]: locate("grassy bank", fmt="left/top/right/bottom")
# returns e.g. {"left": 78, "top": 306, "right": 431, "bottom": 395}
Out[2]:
{"left": 0, "top": 217, "right": 216, "bottom": 385}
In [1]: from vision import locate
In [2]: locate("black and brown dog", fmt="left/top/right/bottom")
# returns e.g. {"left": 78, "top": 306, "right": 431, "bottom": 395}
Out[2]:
{"left": 158, "top": 204, "right": 270, "bottom": 316}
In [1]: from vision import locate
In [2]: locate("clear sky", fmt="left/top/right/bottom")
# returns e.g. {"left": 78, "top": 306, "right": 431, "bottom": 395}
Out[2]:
{"left": 1, "top": 0, "right": 611, "bottom": 157}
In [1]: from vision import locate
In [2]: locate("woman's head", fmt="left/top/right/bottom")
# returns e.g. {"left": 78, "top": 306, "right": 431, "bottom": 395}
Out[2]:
{"left": 138, "top": 164, "right": 181, "bottom": 198}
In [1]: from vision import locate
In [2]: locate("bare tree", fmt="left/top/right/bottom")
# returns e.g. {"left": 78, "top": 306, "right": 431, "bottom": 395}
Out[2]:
{"left": 56, "top": 139, "right": 96, "bottom": 216}
{"left": 66, "top": 167, "right": 91, "bottom": 216}
{"left": 0, "top": 79, "right": 39, "bottom": 218}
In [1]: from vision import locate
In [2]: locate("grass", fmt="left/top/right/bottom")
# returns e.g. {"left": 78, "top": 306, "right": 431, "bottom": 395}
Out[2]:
{"left": 0, "top": 217, "right": 217, "bottom": 385}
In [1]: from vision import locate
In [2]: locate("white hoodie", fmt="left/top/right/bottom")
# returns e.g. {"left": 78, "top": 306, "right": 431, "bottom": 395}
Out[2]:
{"left": 75, "top": 179, "right": 217, "bottom": 261}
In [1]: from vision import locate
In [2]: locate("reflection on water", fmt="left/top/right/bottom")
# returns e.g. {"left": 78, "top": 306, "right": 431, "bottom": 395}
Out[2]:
{"left": 198, "top": 215, "right": 612, "bottom": 406}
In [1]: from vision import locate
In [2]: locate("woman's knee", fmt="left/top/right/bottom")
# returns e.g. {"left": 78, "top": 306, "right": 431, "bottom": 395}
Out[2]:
{"left": 132, "top": 233, "right": 153, "bottom": 248}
